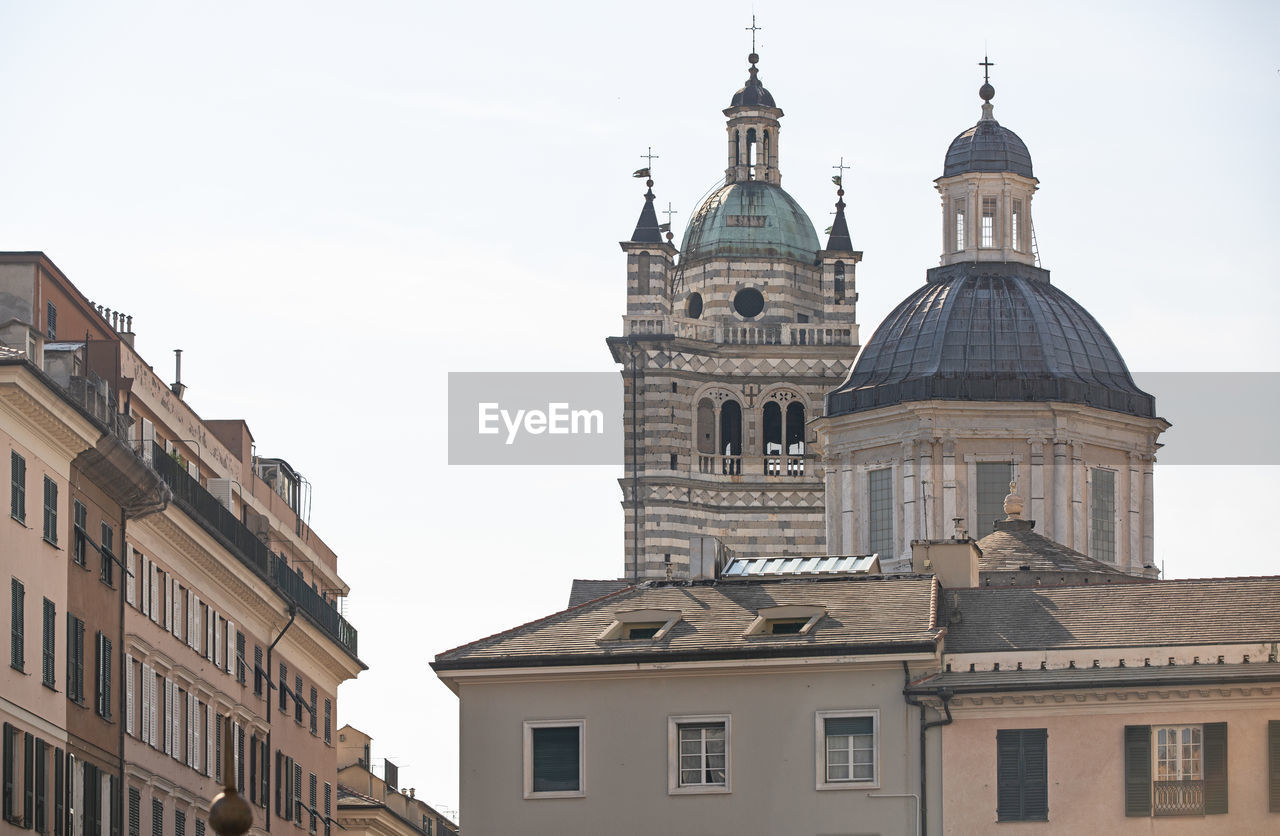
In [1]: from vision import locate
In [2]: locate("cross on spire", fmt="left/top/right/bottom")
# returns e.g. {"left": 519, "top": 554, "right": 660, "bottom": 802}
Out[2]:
{"left": 746, "top": 15, "right": 763, "bottom": 54}
{"left": 663, "top": 202, "right": 678, "bottom": 225}
{"left": 832, "top": 156, "right": 850, "bottom": 183}
{"left": 640, "top": 146, "right": 659, "bottom": 170}
{"left": 979, "top": 54, "right": 994, "bottom": 84}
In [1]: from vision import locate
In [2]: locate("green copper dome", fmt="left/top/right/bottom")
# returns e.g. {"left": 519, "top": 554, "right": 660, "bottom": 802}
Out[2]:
{"left": 680, "top": 181, "right": 820, "bottom": 263}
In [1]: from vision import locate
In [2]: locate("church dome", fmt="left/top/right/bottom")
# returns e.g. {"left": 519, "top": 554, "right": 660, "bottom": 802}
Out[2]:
{"left": 826, "top": 262, "right": 1155, "bottom": 418}
{"left": 942, "top": 84, "right": 1034, "bottom": 178}
{"left": 680, "top": 181, "right": 820, "bottom": 263}
{"left": 729, "top": 52, "right": 776, "bottom": 108}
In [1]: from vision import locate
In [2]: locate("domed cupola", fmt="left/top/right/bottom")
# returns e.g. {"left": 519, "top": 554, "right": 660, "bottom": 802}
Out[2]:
{"left": 729, "top": 55, "right": 776, "bottom": 108}
{"left": 943, "top": 82, "right": 1034, "bottom": 178}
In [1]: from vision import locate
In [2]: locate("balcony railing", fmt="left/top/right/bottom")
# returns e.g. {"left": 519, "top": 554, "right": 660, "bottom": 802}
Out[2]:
{"left": 625, "top": 316, "right": 853, "bottom": 347}
{"left": 152, "top": 442, "right": 359, "bottom": 658}
{"left": 1153, "top": 780, "right": 1204, "bottom": 816}
{"left": 697, "top": 454, "right": 812, "bottom": 478}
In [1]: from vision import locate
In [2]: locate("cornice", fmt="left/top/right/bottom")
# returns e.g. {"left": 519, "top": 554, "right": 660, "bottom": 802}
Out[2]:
{"left": 0, "top": 375, "right": 98, "bottom": 462}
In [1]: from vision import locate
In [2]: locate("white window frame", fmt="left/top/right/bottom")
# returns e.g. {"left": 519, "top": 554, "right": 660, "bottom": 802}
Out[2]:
{"left": 815, "top": 709, "right": 880, "bottom": 790}
{"left": 521, "top": 719, "right": 585, "bottom": 800}
{"left": 667, "top": 714, "right": 731, "bottom": 795}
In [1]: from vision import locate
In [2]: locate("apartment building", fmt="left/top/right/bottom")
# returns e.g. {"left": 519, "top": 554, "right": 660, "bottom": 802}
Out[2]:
{"left": 1, "top": 252, "right": 365, "bottom": 836}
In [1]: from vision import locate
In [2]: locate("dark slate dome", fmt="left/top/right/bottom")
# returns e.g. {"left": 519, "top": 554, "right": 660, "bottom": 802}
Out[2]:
{"left": 943, "top": 93, "right": 1034, "bottom": 178}
{"left": 826, "top": 263, "right": 1155, "bottom": 418}
{"left": 729, "top": 54, "right": 776, "bottom": 108}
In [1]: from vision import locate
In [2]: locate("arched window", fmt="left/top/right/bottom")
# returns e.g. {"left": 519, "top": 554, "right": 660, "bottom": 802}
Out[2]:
{"left": 636, "top": 252, "right": 650, "bottom": 295}
{"left": 785, "top": 402, "right": 805, "bottom": 455}
{"left": 696, "top": 399, "right": 716, "bottom": 454}
{"left": 733, "top": 130, "right": 740, "bottom": 166}
{"left": 746, "top": 128, "right": 758, "bottom": 179}
{"left": 763, "top": 130, "right": 771, "bottom": 169}
{"left": 762, "top": 402, "right": 782, "bottom": 455}
{"left": 834, "top": 261, "right": 846, "bottom": 301}
{"left": 719, "top": 400, "right": 742, "bottom": 456}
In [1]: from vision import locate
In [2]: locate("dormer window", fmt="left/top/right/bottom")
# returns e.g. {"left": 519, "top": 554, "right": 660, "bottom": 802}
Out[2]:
{"left": 743, "top": 604, "right": 826, "bottom": 637}
{"left": 597, "top": 608, "right": 682, "bottom": 642}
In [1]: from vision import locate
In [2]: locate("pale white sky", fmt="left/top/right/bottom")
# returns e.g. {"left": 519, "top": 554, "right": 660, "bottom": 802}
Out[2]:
{"left": 2, "top": 0, "right": 1277, "bottom": 818}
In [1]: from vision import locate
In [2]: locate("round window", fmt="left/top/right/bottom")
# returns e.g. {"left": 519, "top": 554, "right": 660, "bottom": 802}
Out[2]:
{"left": 733, "top": 288, "right": 765, "bottom": 318}
{"left": 686, "top": 292, "right": 704, "bottom": 319}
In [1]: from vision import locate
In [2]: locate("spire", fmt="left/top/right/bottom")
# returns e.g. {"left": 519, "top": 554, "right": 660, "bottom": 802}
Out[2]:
{"left": 630, "top": 177, "right": 663, "bottom": 244}
{"left": 825, "top": 161, "right": 853, "bottom": 251}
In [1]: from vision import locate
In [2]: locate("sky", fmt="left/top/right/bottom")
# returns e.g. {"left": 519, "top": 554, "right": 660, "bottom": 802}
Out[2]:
{"left": 1, "top": 0, "right": 1277, "bottom": 819}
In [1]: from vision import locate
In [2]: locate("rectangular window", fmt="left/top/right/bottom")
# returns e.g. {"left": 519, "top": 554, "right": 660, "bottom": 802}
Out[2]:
{"left": 294, "top": 761, "right": 302, "bottom": 825}
{"left": 1125, "top": 723, "right": 1227, "bottom": 817}
{"left": 981, "top": 196, "right": 996, "bottom": 247}
{"left": 997, "top": 728, "right": 1048, "bottom": 821}
{"left": 816, "top": 711, "right": 877, "bottom": 789}
{"left": 323, "top": 699, "right": 331, "bottom": 745}
{"left": 523, "top": 720, "right": 584, "bottom": 798}
{"left": 1268, "top": 720, "right": 1279, "bottom": 813}
{"left": 73, "top": 502, "right": 87, "bottom": 567}
{"left": 279, "top": 663, "right": 287, "bottom": 713}
{"left": 10, "top": 578, "right": 24, "bottom": 672}
{"left": 867, "top": 467, "right": 893, "bottom": 557}
{"left": 309, "top": 687, "right": 317, "bottom": 735}
{"left": 94, "top": 633, "right": 112, "bottom": 719}
{"left": 11, "top": 452, "right": 25, "bottom": 523}
{"left": 100, "top": 522, "right": 115, "bottom": 586}
{"left": 1011, "top": 199, "right": 1023, "bottom": 251}
{"left": 66, "top": 615, "right": 84, "bottom": 704}
{"left": 295, "top": 676, "right": 304, "bottom": 724}
{"left": 174, "top": 809, "right": 185, "bottom": 836}
{"left": 308, "top": 773, "right": 317, "bottom": 833}
{"left": 41, "top": 599, "right": 54, "bottom": 688}
{"left": 975, "top": 461, "right": 1014, "bottom": 538}
{"left": 128, "top": 788, "right": 139, "bottom": 836}
{"left": 954, "top": 202, "right": 966, "bottom": 251}
{"left": 235, "top": 632, "right": 246, "bottom": 684}
{"left": 253, "top": 645, "right": 263, "bottom": 696}
{"left": 1090, "top": 468, "right": 1117, "bottom": 562}
{"left": 41, "top": 477, "right": 57, "bottom": 545}
{"left": 151, "top": 798, "right": 163, "bottom": 836}
{"left": 323, "top": 783, "right": 331, "bottom": 836}
{"left": 668, "top": 715, "right": 729, "bottom": 794}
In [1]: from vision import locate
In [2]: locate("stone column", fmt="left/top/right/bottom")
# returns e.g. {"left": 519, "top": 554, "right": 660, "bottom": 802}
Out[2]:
{"left": 902, "top": 441, "right": 917, "bottom": 555}
{"left": 1128, "top": 451, "right": 1142, "bottom": 575}
{"left": 841, "top": 455, "right": 855, "bottom": 555}
{"left": 825, "top": 451, "right": 842, "bottom": 554}
{"left": 1142, "top": 455, "right": 1156, "bottom": 573}
{"left": 1053, "top": 438, "right": 1070, "bottom": 545}
{"left": 918, "top": 437, "right": 935, "bottom": 540}
{"left": 1029, "top": 437, "right": 1046, "bottom": 533}
{"left": 1071, "top": 443, "right": 1085, "bottom": 552}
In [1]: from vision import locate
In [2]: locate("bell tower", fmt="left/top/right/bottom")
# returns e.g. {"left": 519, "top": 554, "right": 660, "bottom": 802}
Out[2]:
{"left": 608, "top": 48, "right": 863, "bottom": 581}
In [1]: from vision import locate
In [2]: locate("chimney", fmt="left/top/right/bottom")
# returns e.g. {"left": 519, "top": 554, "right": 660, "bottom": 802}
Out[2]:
{"left": 171, "top": 349, "right": 187, "bottom": 399}
{"left": 911, "top": 517, "right": 981, "bottom": 589}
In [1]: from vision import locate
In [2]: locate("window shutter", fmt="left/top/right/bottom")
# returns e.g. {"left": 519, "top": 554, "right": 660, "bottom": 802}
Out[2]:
{"left": 139, "top": 664, "right": 151, "bottom": 744}
{"left": 163, "top": 680, "right": 172, "bottom": 756}
{"left": 100, "top": 636, "right": 111, "bottom": 719}
{"left": 3, "top": 723, "right": 13, "bottom": 823}
{"left": 128, "top": 788, "right": 139, "bottom": 836}
{"left": 42, "top": 598, "right": 55, "bottom": 688}
{"left": 531, "top": 726, "right": 580, "bottom": 793}
{"left": 23, "top": 732, "right": 33, "bottom": 829}
{"left": 206, "top": 708, "right": 214, "bottom": 779}
{"left": 275, "top": 751, "right": 283, "bottom": 816}
{"left": 207, "top": 612, "right": 215, "bottom": 663}
{"left": 186, "top": 694, "right": 195, "bottom": 768}
{"left": 125, "top": 656, "right": 134, "bottom": 736}
{"left": 192, "top": 700, "right": 202, "bottom": 774}
{"left": 1269, "top": 720, "right": 1280, "bottom": 813}
{"left": 996, "top": 730, "right": 1022, "bottom": 820}
{"left": 191, "top": 596, "right": 201, "bottom": 654}
{"left": 125, "top": 551, "right": 136, "bottom": 607}
{"left": 1123, "top": 725, "right": 1151, "bottom": 817}
{"left": 53, "top": 748, "right": 63, "bottom": 836}
{"left": 11, "top": 578, "right": 24, "bottom": 671}
{"left": 173, "top": 585, "right": 183, "bottom": 643}
{"left": 293, "top": 761, "right": 302, "bottom": 824}
{"left": 33, "top": 739, "right": 46, "bottom": 834}
{"left": 225, "top": 622, "right": 234, "bottom": 675}
{"left": 1203, "top": 721, "right": 1227, "bottom": 815}
{"left": 163, "top": 575, "right": 171, "bottom": 631}
{"left": 170, "top": 682, "right": 181, "bottom": 761}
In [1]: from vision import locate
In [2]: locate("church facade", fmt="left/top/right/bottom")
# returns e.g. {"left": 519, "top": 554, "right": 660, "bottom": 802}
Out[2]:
{"left": 608, "top": 53, "right": 862, "bottom": 580}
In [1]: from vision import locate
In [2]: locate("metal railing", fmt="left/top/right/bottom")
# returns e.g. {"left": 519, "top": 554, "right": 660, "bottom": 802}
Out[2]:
{"left": 697, "top": 454, "right": 812, "bottom": 478}
{"left": 1153, "top": 780, "right": 1204, "bottom": 816}
{"left": 625, "top": 316, "right": 854, "bottom": 347}
{"left": 152, "top": 442, "right": 359, "bottom": 658}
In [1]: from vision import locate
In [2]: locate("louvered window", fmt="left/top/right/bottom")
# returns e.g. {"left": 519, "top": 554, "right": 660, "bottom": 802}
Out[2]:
{"left": 33, "top": 738, "right": 46, "bottom": 833}
{"left": 127, "top": 787, "right": 139, "bottom": 836}
{"left": 11, "top": 452, "right": 25, "bottom": 523}
{"left": 46, "top": 303, "right": 56, "bottom": 340}
{"left": 323, "top": 782, "right": 331, "bottom": 836}
{"left": 308, "top": 773, "right": 317, "bottom": 833}
{"left": 309, "top": 687, "right": 318, "bottom": 735}
{"left": 95, "top": 633, "right": 112, "bottom": 719}
{"left": 323, "top": 700, "right": 332, "bottom": 745}
{"left": 996, "top": 728, "right": 1047, "bottom": 821}
{"left": 279, "top": 663, "right": 288, "bottom": 713}
{"left": 253, "top": 646, "right": 263, "bottom": 696}
{"left": 10, "top": 578, "right": 24, "bottom": 672}
{"left": 1268, "top": 721, "right": 1279, "bottom": 813}
{"left": 295, "top": 676, "right": 304, "bottom": 724}
{"left": 73, "top": 501, "right": 87, "bottom": 566}
{"left": 293, "top": 761, "right": 302, "bottom": 824}
{"left": 100, "top": 522, "right": 115, "bottom": 585}
{"left": 174, "top": 810, "right": 185, "bottom": 836}
{"left": 42, "top": 598, "right": 55, "bottom": 688}
{"left": 67, "top": 614, "right": 85, "bottom": 703}
{"left": 195, "top": 819, "right": 204, "bottom": 836}
{"left": 41, "top": 477, "right": 57, "bottom": 545}
{"left": 151, "top": 798, "right": 163, "bottom": 836}
{"left": 2, "top": 722, "right": 17, "bottom": 823}
{"left": 235, "top": 632, "right": 246, "bottom": 683}
{"left": 1125, "top": 723, "right": 1227, "bottom": 817}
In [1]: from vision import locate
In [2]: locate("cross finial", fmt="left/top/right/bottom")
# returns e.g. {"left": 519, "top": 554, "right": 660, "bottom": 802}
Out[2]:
{"left": 832, "top": 156, "right": 850, "bottom": 182}
{"left": 746, "top": 15, "right": 763, "bottom": 55}
{"left": 663, "top": 202, "right": 678, "bottom": 226}
{"left": 979, "top": 54, "right": 994, "bottom": 84}
{"left": 640, "top": 146, "right": 659, "bottom": 170}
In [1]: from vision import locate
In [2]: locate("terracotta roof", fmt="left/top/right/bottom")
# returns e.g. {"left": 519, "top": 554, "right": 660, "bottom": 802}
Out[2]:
{"left": 910, "top": 661, "right": 1280, "bottom": 694}
{"left": 944, "top": 576, "right": 1280, "bottom": 652}
{"left": 567, "top": 579, "right": 632, "bottom": 608}
{"left": 434, "top": 575, "right": 942, "bottom": 670}
{"left": 977, "top": 519, "right": 1131, "bottom": 576}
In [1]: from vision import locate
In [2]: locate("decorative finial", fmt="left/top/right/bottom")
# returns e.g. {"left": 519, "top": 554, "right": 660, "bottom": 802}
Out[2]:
{"left": 832, "top": 157, "right": 850, "bottom": 205}
{"left": 1002, "top": 481, "right": 1024, "bottom": 520}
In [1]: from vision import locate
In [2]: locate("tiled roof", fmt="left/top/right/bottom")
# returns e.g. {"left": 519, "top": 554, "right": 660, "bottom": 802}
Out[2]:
{"left": 910, "top": 661, "right": 1280, "bottom": 694}
{"left": 944, "top": 576, "right": 1280, "bottom": 652}
{"left": 976, "top": 520, "right": 1131, "bottom": 576}
{"left": 435, "top": 575, "right": 942, "bottom": 670}
{"left": 567, "top": 579, "right": 632, "bottom": 608}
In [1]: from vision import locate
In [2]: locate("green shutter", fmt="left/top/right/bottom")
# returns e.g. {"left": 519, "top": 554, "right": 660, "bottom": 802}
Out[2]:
{"left": 3, "top": 723, "right": 13, "bottom": 823}
{"left": 42, "top": 598, "right": 55, "bottom": 688}
{"left": 22, "top": 733, "right": 32, "bottom": 828}
{"left": 10, "top": 578, "right": 23, "bottom": 672}
{"left": 52, "top": 748, "right": 63, "bottom": 836}
{"left": 11, "top": 452, "right": 25, "bottom": 522}
{"left": 1269, "top": 721, "right": 1280, "bottom": 813}
{"left": 531, "top": 726, "right": 580, "bottom": 792}
{"left": 824, "top": 716, "right": 873, "bottom": 737}
{"left": 1203, "top": 721, "right": 1227, "bottom": 815}
{"left": 129, "top": 787, "right": 140, "bottom": 836}
{"left": 1124, "top": 725, "right": 1151, "bottom": 816}
{"left": 996, "top": 729, "right": 1047, "bottom": 821}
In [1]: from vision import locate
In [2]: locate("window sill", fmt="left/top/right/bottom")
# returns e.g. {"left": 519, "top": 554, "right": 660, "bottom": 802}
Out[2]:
{"left": 42, "top": 537, "right": 60, "bottom": 549}
{"left": 10, "top": 663, "right": 25, "bottom": 674}
{"left": 523, "top": 790, "right": 585, "bottom": 800}
{"left": 668, "top": 785, "right": 730, "bottom": 796}
{"left": 998, "top": 817, "right": 1049, "bottom": 823}
{"left": 816, "top": 780, "right": 880, "bottom": 792}
{"left": 11, "top": 514, "right": 27, "bottom": 527}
